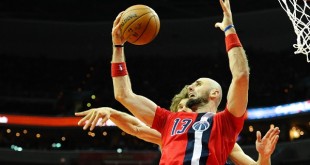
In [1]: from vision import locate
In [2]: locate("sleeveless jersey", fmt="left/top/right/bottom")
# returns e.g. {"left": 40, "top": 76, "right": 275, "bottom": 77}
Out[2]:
{"left": 151, "top": 106, "right": 244, "bottom": 165}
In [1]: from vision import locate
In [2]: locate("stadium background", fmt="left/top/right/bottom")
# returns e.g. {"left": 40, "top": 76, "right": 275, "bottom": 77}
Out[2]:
{"left": 0, "top": 0, "right": 309, "bottom": 164}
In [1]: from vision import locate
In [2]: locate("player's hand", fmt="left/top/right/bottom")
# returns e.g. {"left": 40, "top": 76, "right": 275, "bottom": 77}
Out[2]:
{"left": 256, "top": 127, "right": 280, "bottom": 158}
{"left": 215, "top": 0, "right": 234, "bottom": 32}
{"left": 75, "top": 107, "right": 112, "bottom": 131}
{"left": 112, "top": 11, "right": 126, "bottom": 46}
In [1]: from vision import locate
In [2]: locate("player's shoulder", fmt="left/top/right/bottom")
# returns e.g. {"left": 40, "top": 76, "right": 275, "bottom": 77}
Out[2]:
{"left": 156, "top": 106, "right": 170, "bottom": 112}
{"left": 215, "top": 105, "right": 229, "bottom": 114}
{"left": 172, "top": 112, "right": 198, "bottom": 119}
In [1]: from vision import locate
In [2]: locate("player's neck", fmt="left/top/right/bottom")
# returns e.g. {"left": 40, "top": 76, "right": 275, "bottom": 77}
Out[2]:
{"left": 196, "top": 103, "right": 217, "bottom": 113}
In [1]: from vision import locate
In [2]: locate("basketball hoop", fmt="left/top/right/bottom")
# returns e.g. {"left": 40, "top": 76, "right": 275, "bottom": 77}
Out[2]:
{"left": 278, "top": 0, "right": 310, "bottom": 62}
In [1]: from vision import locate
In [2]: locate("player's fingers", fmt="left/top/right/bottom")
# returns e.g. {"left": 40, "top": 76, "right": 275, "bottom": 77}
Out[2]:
{"left": 114, "top": 23, "right": 123, "bottom": 36}
{"left": 256, "top": 131, "right": 262, "bottom": 142}
{"left": 113, "top": 13, "right": 121, "bottom": 27}
{"left": 215, "top": 23, "right": 222, "bottom": 29}
{"left": 273, "top": 127, "right": 280, "bottom": 135}
{"left": 90, "top": 114, "right": 101, "bottom": 131}
{"left": 226, "top": 0, "right": 231, "bottom": 10}
{"left": 77, "top": 116, "right": 87, "bottom": 126}
{"left": 269, "top": 127, "right": 280, "bottom": 139}
{"left": 219, "top": 0, "right": 228, "bottom": 14}
{"left": 271, "top": 134, "right": 279, "bottom": 145}
{"left": 99, "top": 116, "right": 109, "bottom": 127}
{"left": 77, "top": 112, "right": 92, "bottom": 125}
{"left": 270, "top": 135, "right": 279, "bottom": 152}
{"left": 78, "top": 113, "right": 91, "bottom": 126}
{"left": 83, "top": 111, "right": 96, "bottom": 130}
{"left": 99, "top": 118, "right": 105, "bottom": 126}
{"left": 113, "top": 12, "right": 124, "bottom": 27}
{"left": 264, "top": 127, "right": 274, "bottom": 139}
{"left": 99, "top": 115, "right": 109, "bottom": 126}
{"left": 112, "top": 23, "right": 125, "bottom": 44}
{"left": 98, "top": 112, "right": 109, "bottom": 125}
{"left": 75, "top": 109, "right": 90, "bottom": 116}
{"left": 276, "top": 129, "right": 280, "bottom": 137}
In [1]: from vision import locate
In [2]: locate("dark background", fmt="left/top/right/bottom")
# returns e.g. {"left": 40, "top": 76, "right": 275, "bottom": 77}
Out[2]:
{"left": 0, "top": 0, "right": 310, "bottom": 165}
{"left": 0, "top": 0, "right": 308, "bottom": 114}
{"left": 0, "top": 0, "right": 281, "bottom": 21}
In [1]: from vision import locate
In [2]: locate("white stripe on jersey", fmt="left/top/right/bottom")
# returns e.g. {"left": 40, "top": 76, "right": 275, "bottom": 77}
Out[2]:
{"left": 191, "top": 131, "right": 203, "bottom": 164}
{"left": 191, "top": 113, "right": 214, "bottom": 164}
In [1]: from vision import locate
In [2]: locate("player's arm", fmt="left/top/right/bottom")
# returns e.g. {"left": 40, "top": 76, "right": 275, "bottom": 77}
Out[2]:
{"left": 215, "top": 0, "right": 250, "bottom": 117}
{"left": 75, "top": 107, "right": 162, "bottom": 145}
{"left": 229, "top": 127, "right": 280, "bottom": 165}
{"left": 111, "top": 12, "right": 157, "bottom": 126}
{"left": 110, "top": 109, "right": 161, "bottom": 145}
{"left": 229, "top": 143, "right": 256, "bottom": 165}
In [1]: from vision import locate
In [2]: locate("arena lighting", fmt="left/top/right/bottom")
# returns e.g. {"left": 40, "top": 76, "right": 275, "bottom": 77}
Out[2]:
{"left": 2, "top": 100, "right": 309, "bottom": 126}
{"left": 11, "top": 145, "right": 23, "bottom": 152}
{"left": 247, "top": 100, "right": 310, "bottom": 120}
{"left": 52, "top": 143, "right": 62, "bottom": 148}
{"left": 0, "top": 114, "right": 116, "bottom": 127}
{"left": 0, "top": 116, "right": 8, "bottom": 123}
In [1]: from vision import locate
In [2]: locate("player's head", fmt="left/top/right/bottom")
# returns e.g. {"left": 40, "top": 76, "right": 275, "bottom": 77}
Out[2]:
{"left": 187, "top": 78, "right": 222, "bottom": 111}
{"left": 170, "top": 85, "right": 189, "bottom": 112}
{"left": 176, "top": 98, "right": 192, "bottom": 112}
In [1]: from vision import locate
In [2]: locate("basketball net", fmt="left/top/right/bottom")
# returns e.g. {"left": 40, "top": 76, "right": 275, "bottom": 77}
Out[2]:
{"left": 278, "top": 0, "right": 310, "bottom": 62}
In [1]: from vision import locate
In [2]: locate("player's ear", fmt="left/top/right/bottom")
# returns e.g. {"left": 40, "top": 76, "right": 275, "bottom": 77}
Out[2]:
{"left": 210, "top": 89, "right": 220, "bottom": 99}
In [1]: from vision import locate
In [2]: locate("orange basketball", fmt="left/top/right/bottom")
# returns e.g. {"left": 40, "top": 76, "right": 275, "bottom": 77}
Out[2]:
{"left": 120, "top": 5, "right": 160, "bottom": 45}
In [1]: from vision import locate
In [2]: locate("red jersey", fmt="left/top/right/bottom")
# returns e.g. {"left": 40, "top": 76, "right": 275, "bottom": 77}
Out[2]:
{"left": 151, "top": 106, "right": 244, "bottom": 165}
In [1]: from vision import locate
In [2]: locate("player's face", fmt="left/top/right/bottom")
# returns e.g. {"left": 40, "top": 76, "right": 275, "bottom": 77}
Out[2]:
{"left": 177, "top": 98, "right": 192, "bottom": 112}
{"left": 186, "top": 78, "right": 212, "bottom": 109}
{"left": 187, "top": 78, "right": 211, "bottom": 100}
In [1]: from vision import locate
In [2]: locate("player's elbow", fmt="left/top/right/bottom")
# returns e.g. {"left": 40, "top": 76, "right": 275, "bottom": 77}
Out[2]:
{"left": 114, "top": 92, "right": 139, "bottom": 109}
{"left": 114, "top": 90, "right": 132, "bottom": 102}
{"left": 234, "top": 70, "right": 249, "bottom": 85}
{"left": 231, "top": 57, "right": 250, "bottom": 80}
{"left": 130, "top": 127, "right": 148, "bottom": 141}
{"left": 115, "top": 94, "right": 130, "bottom": 105}
{"left": 126, "top": 127, "right": 140, "bottom": 136}
{"left": 115, "top": 94, "right": 126, "bottom": 102}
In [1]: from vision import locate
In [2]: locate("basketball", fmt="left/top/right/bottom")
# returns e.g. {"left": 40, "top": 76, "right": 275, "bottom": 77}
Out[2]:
{"left": 120, "top": 4, "right": 160, "bottom": 45}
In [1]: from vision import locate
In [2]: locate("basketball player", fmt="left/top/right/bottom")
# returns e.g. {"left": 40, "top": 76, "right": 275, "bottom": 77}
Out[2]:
{"left": 76, "top": 98, "right": 279, "bottom": 165}
{"left": 110, "top": 0, "right": 249, "bottom": 164}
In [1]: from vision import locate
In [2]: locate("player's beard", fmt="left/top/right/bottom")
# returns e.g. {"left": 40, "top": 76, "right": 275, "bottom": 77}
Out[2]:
{"left": 186, "top": 89, "right": 211, "bottom": 112}
{"left": 186, "top": 97, "right": 209, "bottom": 112}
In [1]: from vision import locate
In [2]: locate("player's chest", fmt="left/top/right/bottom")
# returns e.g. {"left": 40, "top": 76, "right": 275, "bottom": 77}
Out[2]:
{"left": 164, "top": 112, "right": 215, "bottom": 138}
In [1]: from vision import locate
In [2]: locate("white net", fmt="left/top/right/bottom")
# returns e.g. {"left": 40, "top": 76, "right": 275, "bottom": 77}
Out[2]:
{"left": 278, "top": 0, "right": 310, "bottom": 62}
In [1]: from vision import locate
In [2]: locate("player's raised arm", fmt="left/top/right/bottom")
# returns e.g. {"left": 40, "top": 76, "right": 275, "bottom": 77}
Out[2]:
{"left": 111, "top": 12, "right": 157, "bottom": 126}
{"left": 215, "top": 0, "right": 250, "bottom": 117}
